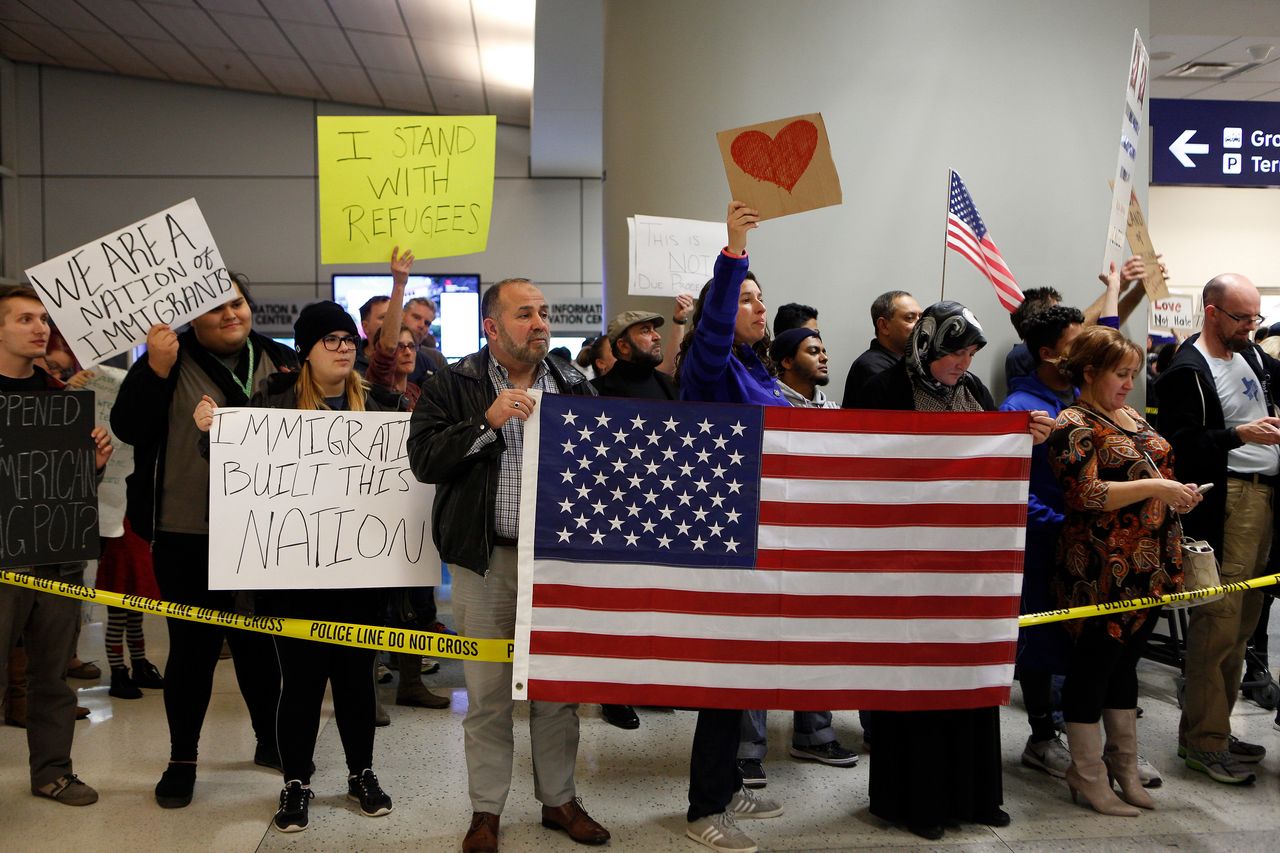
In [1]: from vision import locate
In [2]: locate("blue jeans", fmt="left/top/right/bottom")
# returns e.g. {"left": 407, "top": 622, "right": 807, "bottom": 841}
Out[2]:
{"left": 736, "top": 709, "right": 835, "bottom": 760}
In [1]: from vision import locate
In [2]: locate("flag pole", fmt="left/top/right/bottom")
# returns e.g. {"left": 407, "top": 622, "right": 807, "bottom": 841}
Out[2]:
{"left": 940, "top": 169, "right": 951, "bottom": 302}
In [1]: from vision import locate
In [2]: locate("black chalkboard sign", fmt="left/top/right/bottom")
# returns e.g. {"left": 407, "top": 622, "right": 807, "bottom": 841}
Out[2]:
{"left": 0, "top": 391, "right": 100, "bottom": 568}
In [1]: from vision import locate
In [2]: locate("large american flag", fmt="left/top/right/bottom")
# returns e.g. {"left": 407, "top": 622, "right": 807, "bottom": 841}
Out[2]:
{"left": 946, "top": 170, "right": 1025, "bottom": 314}
{"left": 512, "top": 394, "right": 1031, "bottom": 711}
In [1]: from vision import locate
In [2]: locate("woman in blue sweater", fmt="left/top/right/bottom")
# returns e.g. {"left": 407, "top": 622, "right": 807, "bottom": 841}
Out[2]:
{"left": 676, "top": 200, "right": 789, "bottom": 853}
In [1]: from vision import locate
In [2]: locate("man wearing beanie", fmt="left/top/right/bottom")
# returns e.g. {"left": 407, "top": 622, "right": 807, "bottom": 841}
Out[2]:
{"left": 111, "top": 278, "right": 298, "bottom": 808}
{"left": 591, "top": 310, "right": 678, "bottom": 401}
{"left": 771, "top": 327, "right": 839, "bottom": 409}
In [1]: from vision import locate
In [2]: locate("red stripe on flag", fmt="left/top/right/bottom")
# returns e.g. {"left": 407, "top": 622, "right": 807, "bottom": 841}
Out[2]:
{"left": 761, "top": 407, "right": 1029, "bottom": 435}
{"left": 758, "top": 501, "right": 1026, "bottom": 527}
{"left": 529, "top": 631, "right": 1017, "bottom": 666}
{"left": 760, "top": 454, "right": 1029, "bottom": 481}
{"left": 531, "top": 585, "right": 1021, "bottom": 619}
{"left": 754, "top": 548, "right": 1025, "bottom": 573}
{"left": 525, "top": 681, "right": 1012, "bottom": 712}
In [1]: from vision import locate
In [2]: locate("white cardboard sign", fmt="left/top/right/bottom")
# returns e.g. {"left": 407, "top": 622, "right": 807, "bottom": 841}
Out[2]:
{"left": 78, "top": 366, "right": 132, "bottom": 538}
{"left": 207, "top": 408, "right": 441, "bottom": 590}
{"left": 1103, "top": 30, "right": 1149, "bottom": 273}
{"left": 24, "top": 198, "right": 234, "bottom": 367}
{"left": 1149, "top": 294, "right": 1195, "bottom": 332}
{"left": 627, "top": 214, "right": 726, "bottom": 297}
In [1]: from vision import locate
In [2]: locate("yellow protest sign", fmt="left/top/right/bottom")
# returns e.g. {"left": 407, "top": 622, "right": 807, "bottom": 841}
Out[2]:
{"left": 317, "top": 115, "right": 496, "bottom": 263}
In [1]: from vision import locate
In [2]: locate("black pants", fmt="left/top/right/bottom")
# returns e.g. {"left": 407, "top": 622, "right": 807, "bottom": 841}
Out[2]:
{"left": 273, "top": 636, "right": 376, "bottom": 784}
{"left": 1061, "top": 612, "right": 1160, "bottom": 724}
{"left": 152, "top": 531, "right": 280, "bottom": 762}
{"left": 687, "top": 708, "right": 743, "bottom": 821}
{"left": 1017, "top": 668, "right": 1058, "bottom": 741}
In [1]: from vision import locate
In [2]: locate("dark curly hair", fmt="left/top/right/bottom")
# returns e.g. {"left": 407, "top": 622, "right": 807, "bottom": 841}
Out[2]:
{"left": 674, "top": 271, "right": 774, "bottom": 378}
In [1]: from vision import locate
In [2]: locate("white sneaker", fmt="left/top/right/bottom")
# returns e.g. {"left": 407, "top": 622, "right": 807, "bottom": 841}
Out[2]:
{"left": 1136, "top": 754, "right": 1162, "bottom": 788}
{"left": 1020, "top": 734, "right": 1071, "bottom": 778}
{"left": 686, "top": 811, "right": 758, "bottom": 853}
{"left": 727, "top": 786, "right": 783, "bottom": 819}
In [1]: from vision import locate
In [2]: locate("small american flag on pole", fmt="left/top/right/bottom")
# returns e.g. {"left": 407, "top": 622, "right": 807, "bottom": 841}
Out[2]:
{"left": 946, "top": 170, "right": 1025, "bottom": 314}
{"left": 513, "top": 394, "right": 1030, "bottom": 711}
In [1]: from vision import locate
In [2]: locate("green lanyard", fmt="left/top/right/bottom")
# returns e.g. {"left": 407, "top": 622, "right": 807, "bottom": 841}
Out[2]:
{"left": 226, "top": 343, "right": 255, "bottom": 399}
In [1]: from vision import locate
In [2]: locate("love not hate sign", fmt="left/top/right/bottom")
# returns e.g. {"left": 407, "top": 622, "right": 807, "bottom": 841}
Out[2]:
{"left": 716, "top": 112, "right": 842, "bottom": 220}
{"left": 24, "top": 199, "right": 233, "bottom": 368}
{"left": 317, "top": 115, "right": 496, "bottom": 264}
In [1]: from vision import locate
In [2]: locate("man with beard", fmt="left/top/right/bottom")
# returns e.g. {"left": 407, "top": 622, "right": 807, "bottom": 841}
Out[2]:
{"left": 408, "top": 278, "right": 608, "bottom": 853}
{"left": 591, "top": 310, "right": 677, "bottom": 400}
{"left": 1157, "top": 274, "right": 1280, "bottom": 786}
{"left": 771, "top": 327, "right": 838, "bottom": 409}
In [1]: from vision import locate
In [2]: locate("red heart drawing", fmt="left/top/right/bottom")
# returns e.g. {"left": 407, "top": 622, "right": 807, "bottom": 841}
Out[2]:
{"left": 730, "top": 120, "right": 818, "bottom": 192}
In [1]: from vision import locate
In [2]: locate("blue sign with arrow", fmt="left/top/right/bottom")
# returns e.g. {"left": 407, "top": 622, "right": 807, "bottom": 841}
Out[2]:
{"left": 1151, "top": 98, "right": 1280, "bottom": 187}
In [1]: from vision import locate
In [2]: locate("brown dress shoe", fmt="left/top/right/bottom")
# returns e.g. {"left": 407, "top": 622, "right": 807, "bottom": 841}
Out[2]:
{"left": 463, "top": 811, "right": 499, "bottom": 853}
{"left": 541, "top": 798, "right": 610, "bottom": 845}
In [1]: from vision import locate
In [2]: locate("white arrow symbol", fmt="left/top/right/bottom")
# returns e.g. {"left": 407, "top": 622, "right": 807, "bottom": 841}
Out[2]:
{"left": 1170, "top": 129, "right": 1209, "bottom": 168}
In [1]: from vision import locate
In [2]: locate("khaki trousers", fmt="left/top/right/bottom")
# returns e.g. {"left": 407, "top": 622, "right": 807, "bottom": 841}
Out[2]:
{"left": 1180, "top": 478, "right": 1272, "bottom": 752}
{"left": 452, "top": 546, "right": 579, "bottom": 814}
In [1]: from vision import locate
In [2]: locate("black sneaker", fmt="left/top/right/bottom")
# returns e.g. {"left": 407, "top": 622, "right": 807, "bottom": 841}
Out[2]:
{"left": 273, "top": 780, "right": 313, "bottom": 832}
{"left": 789, "top": 740, "right": 859, "bottom": 767}
{"left": 347, "top": 769, "right": 393, "bottom": 817}
{"left": 737, "top": 758, "right": 766, "bottom": 789}
{"left": 155, "top": 763, "right": 196, "bottom": 809}
{"left": 1228, "top": 735, "right": 1266, "bottom": 764}
{"left": 108, "top": 666, "right": 142, "bottom": 700}
{"left": 131, "top": 658, "right": 165, "bottom": 689}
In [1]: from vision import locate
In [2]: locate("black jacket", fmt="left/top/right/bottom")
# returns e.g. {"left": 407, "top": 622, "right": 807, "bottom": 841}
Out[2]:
{"left": 841, "top": 339, "right": 900, "bottom": 408}
{"left": 590, "top": 358, "right": 679, "bottom": 400}
{"left": 851, "top": 358, "right": 996, "bottom": 412}
{"left": 407, "top": 348, "right": 595, "bottom": 576}
{"left": 110, "top": 329, "right": 299, "bottom": 541}
{"left": 1154, "top": 334, "right": 1280, "bottom": 555}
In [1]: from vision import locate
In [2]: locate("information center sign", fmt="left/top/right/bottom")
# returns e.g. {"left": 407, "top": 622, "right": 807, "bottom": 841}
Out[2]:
{"left": 1152, "top": 98, "right": 1280, "bottom": 186}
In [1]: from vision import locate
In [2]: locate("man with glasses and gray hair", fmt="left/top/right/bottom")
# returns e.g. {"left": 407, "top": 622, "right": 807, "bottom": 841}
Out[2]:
{"left": 1156, "top": 273, "right": 1280, "bottom": 785}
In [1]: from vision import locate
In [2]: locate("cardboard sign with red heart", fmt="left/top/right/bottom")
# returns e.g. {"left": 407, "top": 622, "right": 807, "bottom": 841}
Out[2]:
{"left": 716, "top": 112, "right": 842, "bottom": 220}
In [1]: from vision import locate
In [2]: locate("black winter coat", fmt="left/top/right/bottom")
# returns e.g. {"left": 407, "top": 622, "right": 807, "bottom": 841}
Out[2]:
{"left": 406, "top": 348, "right": 595, "bottom": 576}
{"left": 1154, "top": 334, "right": 1280, "bottom": 556}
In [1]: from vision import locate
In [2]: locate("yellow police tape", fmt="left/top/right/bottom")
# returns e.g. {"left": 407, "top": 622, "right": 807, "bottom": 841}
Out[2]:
{"left": 4, "top": 569, "right": 1280, "bottom": 659}
{"left": 0, "top": 570, "right": 514, "bottom": 663}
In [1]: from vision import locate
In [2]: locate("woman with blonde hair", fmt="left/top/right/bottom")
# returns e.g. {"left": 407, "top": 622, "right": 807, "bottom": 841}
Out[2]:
{"left": 1047, "top": 325, "right": 1200, "bottom": 816}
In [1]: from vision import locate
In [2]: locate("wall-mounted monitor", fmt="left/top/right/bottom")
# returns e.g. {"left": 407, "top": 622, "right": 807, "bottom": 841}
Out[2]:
{"left": 331, "top": 273, "right": 482, "bottom": 362}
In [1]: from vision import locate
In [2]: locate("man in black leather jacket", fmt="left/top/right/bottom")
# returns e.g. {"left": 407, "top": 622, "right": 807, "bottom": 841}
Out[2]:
{"left": 407, "top": 277, "right": 607, "bottom": 853}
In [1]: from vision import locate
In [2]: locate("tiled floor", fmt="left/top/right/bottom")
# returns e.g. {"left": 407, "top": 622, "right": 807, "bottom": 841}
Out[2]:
{"left": 1, "top": 602, "right": 1278, "bottom": 852}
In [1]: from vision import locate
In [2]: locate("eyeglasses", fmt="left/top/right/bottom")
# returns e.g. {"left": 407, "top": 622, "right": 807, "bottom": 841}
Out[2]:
{"left": 1213, "top": 306, "right": 1266, "bottom": 326}
{"left": 321, "top": 334, "right": 359, "bottom": 351}
{"left": 394, "top": 341, "right": 416, "bottom": 352}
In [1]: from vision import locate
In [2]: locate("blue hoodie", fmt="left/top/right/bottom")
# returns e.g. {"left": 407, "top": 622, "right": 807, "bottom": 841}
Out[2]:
{"left": 1000, "top": 371, "right": 1077, "bottom": 567}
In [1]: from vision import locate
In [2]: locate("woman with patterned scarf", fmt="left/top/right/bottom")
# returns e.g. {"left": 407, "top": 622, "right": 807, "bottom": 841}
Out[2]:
{"left": 854, "top": 301, "right": 1053, "bottom": 840}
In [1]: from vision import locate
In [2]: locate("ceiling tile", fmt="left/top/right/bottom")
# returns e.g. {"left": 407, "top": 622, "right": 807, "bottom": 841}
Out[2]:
{"left": 367, "top": 67, "right": 433, "bottom": 110}
{"left": 0, "top": 3, "right": 46, "bottom": 25}
{"left": 196, "top": 0, "right": 269, "bottom": 15}
{"left": 188, "top": 44, "right": 272, "bottom": 88}
{"left": 347, "top": 30, "right": 419, "bottom": 74}
{"left": 485, "top": 83, "right": 528, "bottom": 120}
{"left": 3, "top": 21, "right": 112, "bottom": 68}
{"left": 309, "top": 60, "right": 380, "bottom": 105}
{"left": 141, "top": 2, "right": 236, "bottom": 48}
{"left": 327, "top": 0, "right": 404, "bottom": 36}
{"left": 0, "top": 25, "right": 55, "bottom": 62}
{"left": 258, "top": 0, "right": 335, "bottom": 25}
{"left": 1228, "top": 58, "right": 1280, "bottom": 84}
{"left": 278, "top": 20, "right": 357, "bottom": 65}
{"left": 415, "top": 37, "right": 480, "bottom": 81}
{"left": 1190, "top": 35, "right": 1280, "bottom": 64}
{"left": 1249, "top": 87, "right": 1280, "bottom": 101}
{"left": 1186, "top": 80, "right": 1280, "bottom": 100}
{"left": 211, "top": 10, "right": 296, "bottom": 56}
{"left": 64, "top": 27, "right": 165, "bottom": 75}
{"left": 80, "top": 0, "right": 172, "bottom": 39}
{"left": 249, "top": 53, "right": 325, "bottom": 98}
{"left": 401, "top": 0, "right": 474, "bottom": 44}
{"left": 129, "top": 36, "right": 220, "bottom": 84}
{"left": 1150, "top": 78, "right": 1217, "bottom": 99}
{"left": 427, "top": 74, "right": 483, "bottom": 114}
{"left": 23, "top": 0, "right": 108, "bottom": 32}
{"left": 1148, "top": 34, "right": 1237, "bottom": 77}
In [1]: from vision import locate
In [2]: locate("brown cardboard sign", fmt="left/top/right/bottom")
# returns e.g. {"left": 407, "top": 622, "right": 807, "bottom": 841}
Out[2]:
{"left": 716, "top": 113, "right": 842, "bottom": 220}
{"left": 1125, "top": 190, "right": 1169, "bottom": 301}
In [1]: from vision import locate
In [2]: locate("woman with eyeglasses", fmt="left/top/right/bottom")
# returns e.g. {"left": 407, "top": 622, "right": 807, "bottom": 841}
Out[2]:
{"left": 194, "top": 300, "right": 393, "bottom": 833}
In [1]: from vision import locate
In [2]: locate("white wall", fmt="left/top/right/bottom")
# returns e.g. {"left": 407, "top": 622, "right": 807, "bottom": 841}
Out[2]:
{"left": 8, "top": 65, "right": 602, "bottom": 334}
{"left": 603, "top": 0, "right": 1151, "bottom": 402}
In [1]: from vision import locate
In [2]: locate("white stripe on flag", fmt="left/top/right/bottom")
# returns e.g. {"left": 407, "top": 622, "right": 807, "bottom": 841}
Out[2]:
{"left": 756, "top": 525, "right": 1025, "bottom": 551}
{"left": 760, "top": 478, "right": 1029, "bottom": 505}
{"left": 526, "top": 655, "right": 1015, "bottom": 692}
{"left": 532, "top": 561, "right": 1024, "bottom": 597}
{"left": 761, "top": 430, "right": 1028, "bottom": 459}
{"left": 530, "top": 608, "right": 1019, "bottom": 644}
